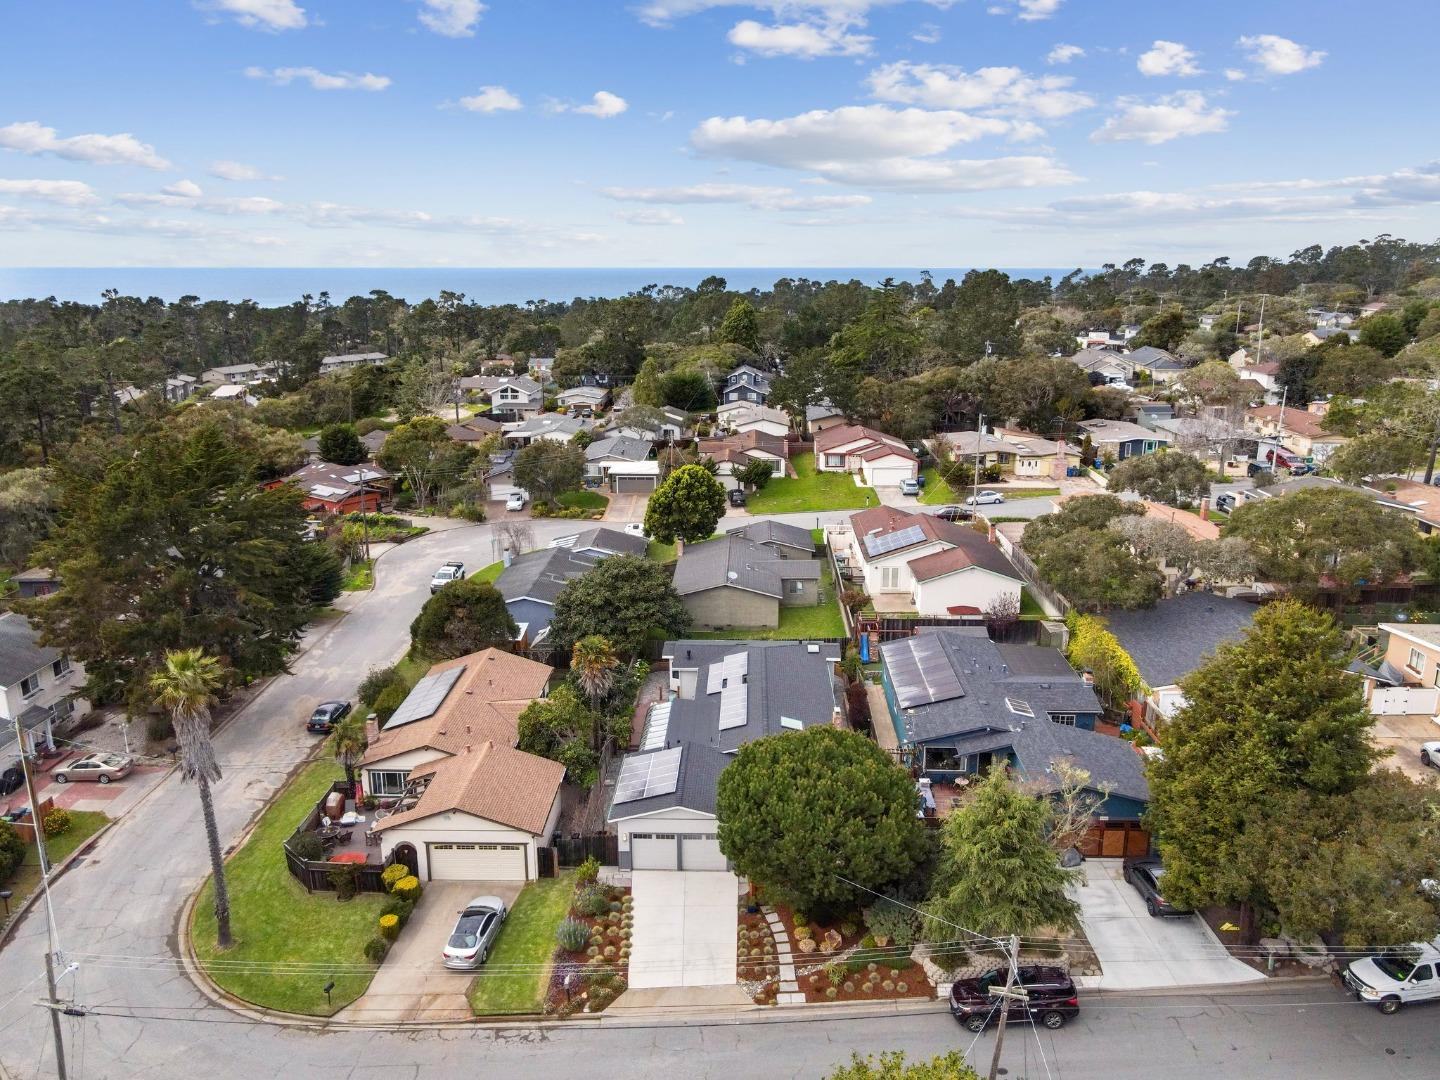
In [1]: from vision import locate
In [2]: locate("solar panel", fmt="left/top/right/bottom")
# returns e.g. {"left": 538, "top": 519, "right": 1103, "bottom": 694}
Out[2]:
{"left": 718, "top": 682, "right": 748, "bottom": 730}
{"left": 640, "top": 701, "right": 672, "bottom": 751}
{"left": 884, "top": 636, "right": 966, "bottom": 709}
{"left": 780, "top": 716, "right": 803, "bottom": 730}
{"left": 864, "top": 524, "right": 926, "bottom": 558}
{"left": 385, "top": 666, "right": 465, "bottom": 729}
{"left": 549, "top": 534, "right": 579, "bottom": 549}
{"left": 613, "top": 746, "right": 684, "bottom": 804}
{"left": 705, "top": 661, "right": 725, "bottom": 695}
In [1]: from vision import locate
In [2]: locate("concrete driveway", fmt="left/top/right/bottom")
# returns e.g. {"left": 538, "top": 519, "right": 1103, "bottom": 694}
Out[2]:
{"left": 628, "top": 870, "right": 738, "bottom": 989}
{"left": 603, "top": 492, "right": 649, "bottom": 522}
{"left": 1371, "top": 712, "right": 1440, "bottom": 782}
{"left": 342, "top": 881, "right": 523, "bottom": 1022}
{"left": 1073, "top": 860, "right": 1266, "bottom": 990}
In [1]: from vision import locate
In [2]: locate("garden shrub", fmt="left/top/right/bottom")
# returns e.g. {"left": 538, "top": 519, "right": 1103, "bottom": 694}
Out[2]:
{"left": 381, "top": 864, "right": 411, "bottom": 892}
{"left": 380, "top": 897, "right": 414, "bottom": 928}
{"left": 0, "top": 821, "right": 25, "bottom": 882}
{"left": 358, "top": 665, "right": 399, "bottom": 707}
{"left": 378, "top": 913, "right": 400, "bottom": 941}
{"left": 575, "top": 855, "right": 600, "bottom": 886}
{"left": 42, "top": 808, "right": 72, "bottom": 837}
{"left": 146, "top": 714, "right": 173, "bottom": 742}
{"left": 372, "top": 682, "right": 409, "bottom": 725}
{"left": 392, "top": 875, "right": 422, "bottom": 903}
{"left": 292, "top": 832, "right": 324, "bottom": 861}
{"left": 862, "top": 898, "right": 920, "bottom": 948}
{"left": 363, "top": 936, "right": 390, "bottom": 963}
{"left": 556, "top": 918, "right": 590, "bottom": 952}
{"left": 576, "top": 886, "right": 610, "bottom": 918}
{"left": 328, "top": 863, "right": 360, "bottom": 901}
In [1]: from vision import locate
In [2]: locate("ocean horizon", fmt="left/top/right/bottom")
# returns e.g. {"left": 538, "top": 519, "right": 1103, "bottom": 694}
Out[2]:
{"left": 0, "top": 266, "right": 1082, "bottom": 308}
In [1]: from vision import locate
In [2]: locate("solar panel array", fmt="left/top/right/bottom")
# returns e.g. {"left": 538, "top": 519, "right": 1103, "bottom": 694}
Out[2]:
{"left": 863, "top": 524, "right": 926, "bottom": 558}
{"left": 717, "top": 651, "right": 750, "bottom": 731}
{"left": 385, "top": 665, "right": 465, "bottom": 729}
{"left": 613, "top": 745, "right": 683, "bottom": 804}
{"left": 886, "top": 636, "right": 965, "bottom": 709}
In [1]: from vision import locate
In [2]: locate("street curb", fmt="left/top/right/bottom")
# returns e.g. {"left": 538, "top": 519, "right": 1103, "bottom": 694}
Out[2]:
{"left": 0, "top": 819, "right": 116, "bottom": 953}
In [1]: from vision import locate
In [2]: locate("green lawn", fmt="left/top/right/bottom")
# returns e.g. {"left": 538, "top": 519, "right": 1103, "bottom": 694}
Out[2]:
{"left": 919, "top": 469, "right": 1060, "bottom": 505}
{"left": 3, "top": 811, "right": 109, "bottom": 926}
{"left": 473, "top": 560, "right": 504, "bottom": 583}
{"left": 691, "top": 558, "right": 847, "bottom": 640}
{"left": 747, "top": 453, "right": 877, "bottom": 514}
{"left": 467, "top": 873, "right": 576, "bottom": 1015}
{"left": 557, "top": 489, "right": 609, "bottom": 511}
{"left": 190, "top": 759, "right": 389, "bottom": 1016}
{"left": 341, "top": 559, "right": 374, "bottom": 591}
{"left": 1019, "top": 589, "right": 1048, "bottom": 619}
{"left": 646, "top": 539, "right": 677, "bottom": 564}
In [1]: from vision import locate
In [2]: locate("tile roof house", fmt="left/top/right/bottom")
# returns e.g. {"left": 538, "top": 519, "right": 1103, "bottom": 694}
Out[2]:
{"left": 1102, "top": 593, "right": 1259, "bottom": 725}
{"left": 1365, "top": 478, "right": 1440, "bottom": 534}
{"left": 721, "top": 363, "right": 773, "bottom": 405}
{"left": 671, "top": 533, "right": 821, "bottom": 629}
{"left": 844, "top": 506, "right": 1022, "bottom": 618}
{"left": 270, "top": 461, "right": 393, "bottom": 514}
{"left": 359, "top": 648, "right": 562, "bottom": 882}
{"left": 697, "top": 429, "right": 790, "bottom": 488}
{"left": 1, "top": 612, "right": 92, "bottom": 758}
{"left": 608, "top": 639, "right": 842, "bottom": 872}
{"left": 1244, "top": 405, "right": 1348, "bottom": 463}
{"left": 879, "top": 627, "right": 1147, "bottom": 821}
{"left": 814, "top": 424, "right": 918, "bottom": 487}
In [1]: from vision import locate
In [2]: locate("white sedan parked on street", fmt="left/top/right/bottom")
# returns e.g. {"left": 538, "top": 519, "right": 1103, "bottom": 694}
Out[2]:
{"left": 964, "top": 490, "right": 1006, "bottom": 506}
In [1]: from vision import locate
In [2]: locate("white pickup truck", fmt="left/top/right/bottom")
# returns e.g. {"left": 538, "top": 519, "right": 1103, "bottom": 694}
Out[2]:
{"left": 429, "top": 561, "right": 466, "bottom": 594}
{"left": 1344, "top": 938, "right": 1440, "bottom": 1014}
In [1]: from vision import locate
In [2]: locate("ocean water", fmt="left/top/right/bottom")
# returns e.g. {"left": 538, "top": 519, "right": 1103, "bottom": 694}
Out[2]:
{"left": 0, "top": 267, "right": 1079, "bottom": 307}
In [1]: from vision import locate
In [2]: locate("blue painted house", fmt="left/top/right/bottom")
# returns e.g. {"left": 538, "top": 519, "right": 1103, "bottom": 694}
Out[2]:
{"left": 1077, "top": 418, "right": 1169, "bottom": 461}
{"left": 879, "top": 628, "right": 1150, "bottom": 830}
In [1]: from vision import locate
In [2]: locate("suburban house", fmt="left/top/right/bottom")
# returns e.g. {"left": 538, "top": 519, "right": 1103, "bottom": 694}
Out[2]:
{"left": 494, "top": 545, "right": 610, "bottom": 646}
{"left": 1101, "top": 593, "right": 1259, "bottom": 727}
{"left": 583, "top": 435, "right": 659, "bottom": 492}
{"left": 606, "top": 406, "right": 690, "bottom": 443}
{"left": 271, "top": 461, "right": 393, "bottom": 515}
{"left": 731, "top": 518, "right": 816, "bottom": 558}
{"left": 557, "top": 386, "right": 610, "bottom": 413}
{"left": 1128, "top": 346, "right": 1188, "bottom": 383}
{"left": 11, "top": 568, "right": 61, "bottom": 599}
{"left": 208, "top": 384, "right": 258, "bottom": 406}
{"left": 698, "top": 430, "right": 790, "bottom": 488}
{"left": 1302, "top": 326, "right": 1359, "bottom": 347}
{"left": 843, "top": 505, "right": 1023, "bottom": 618}
{"left": 879, "top": 627, "right": 1151, "bottom": 855}
{"left": 164, "top": 373, "right": 200, "bottom": 403}
{"left": 464, "top": 375, "right": 544, "bottom": 420}
{"left": 1076, "top": 418, "right": 1169, "bottom": 461}
{"left": 1356, "top": 622, "right": 1440, "bottom": 719}
{"left": 671, "top": 532, "right": 820, "bottom": 629}
{"left": 1244, "top": 404, "right": 1347, "bottom": 463}
{"left": 1069, "top": 348, "right": 1136, "bottom": 387}
{"left": 547, "top": 525, "right": 648, "bottom": 561}
{"left": 1075, "top": 328, "right": 1136, "bottom": 350}
{"left": 528, "top": 356, "right": 555, "bottom": 380}
{"left": 200, "top": 362, "right": 276, "bottom": 385}
{"left": 445, "top": 415, "right": 504, "bottom": 444}
{"left": 930, "top": 430, "right": 1025, "bottom": 471}
{"left": 502, "top": 413, "right": 591, "bottom": 446}
{"left": 805, "top": 402, "right": 846, "bottom": 434}
{"left": 1308, "top": 308, "right": 1355, "bottom": 329}
{"left": 1360, "top": 301, "right": 1389, "bottom": 318}
{"left": 992, "top": 427, "right": 1081, "bottom": 478}
{"left": 1238, "top": 362, "right": 1281, "bottom": 396}
{"left": 608, "top": 639, "right": 843, "bottom": 873}
{"left": 483, "top": 448, "right": 525, "bottom": 503}
{"left": 814, "top": 424, "right": 919, "bottom": 487}
{"left": 1365, "top": 478, "right": 1440, "bottom": 534}
{"left": 360, "top": 649, "right": 562, "bottom": 882}
{"left": 0, "top": 612, "right": 91, "bottom": 759}
{"left": 319, "top": 352, "right": 388, "bottom": 375}
{"left": 717, "top": 402, "right": 790, "bottom": 438}
{"left": 722, "top": 363, "right": 772, "bottom": 405}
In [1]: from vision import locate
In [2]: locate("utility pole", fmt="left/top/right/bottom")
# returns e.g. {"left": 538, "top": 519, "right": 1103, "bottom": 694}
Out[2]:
{"left": 14, "top": 717, "right": 68, "bottom": 1080}
{"left": 986, "top": 935, "right": 1022, "bottom": 1080}
{"left": 974, "top": 412, "right": 984, "bottom": 506}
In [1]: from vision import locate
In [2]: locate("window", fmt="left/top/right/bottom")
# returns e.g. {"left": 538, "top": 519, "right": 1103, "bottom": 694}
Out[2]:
{"left": 924, "top": 746, "right": 969, "bottom": 772}
{"left": 790, "top": 579, "right": 806, "bottom": 594}
{"left": 1408, "top": 647, "right": 1426, "bottom": 674}
{"left": 825, "top": 454, "right": 845, "bottom": 469}
{"left": 20, "top": 674, "right": 40, "bottom": 698}
{"left": 879, "top": 566, "right": 901, "bottom": 590}
{"left": 1412, "top": 964, "right": 1434, "bottom": 983}
{"left": 52, "top": 657, "right": 71, "bottom": 679}
{"left": 1050, "top": 713, "right": 1077, "bottom": 727}
{"left": 367, "top": 770, "right": 408, "bottom": 796}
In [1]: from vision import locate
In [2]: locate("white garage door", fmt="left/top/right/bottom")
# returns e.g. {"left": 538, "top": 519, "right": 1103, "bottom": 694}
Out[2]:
{"left": 869, "top": 464, "right": 915, "bottom": 487}
{"left": 428, "top": 842, "right": 527, "bottom": 881}
{"left": 680, "top": 834, "right": 727, "bottom": 871}
{"left": 630, "top": 834, "right": 679, "bottom": 870}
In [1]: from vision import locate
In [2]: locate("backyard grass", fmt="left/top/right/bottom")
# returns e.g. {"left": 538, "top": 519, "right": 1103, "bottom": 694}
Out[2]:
{"left": 646, "top": 539, "right": 677, "bottom": 563}
{"left": 691, "top": 559, "right": 847, "bottom": 640}
{"left": 556, "top": 489, "right": 609, "bottom": 512}
{"left": 747, "top": 453, "right": 877, "bottom": 514}
{"left": 3, "top": 811, "right": 110, "bottom": 926}
{"left": 341, "top": 559, "right": 374, "bottom": 591}
{"left": 1019, "top": 589, "right": 1048, "bottom": 619}
{"left": 189, "top": 758, "right": 388, "bottom": 1016}
{"left": 466, "top": 873, "right": 576, "bottom": 1015}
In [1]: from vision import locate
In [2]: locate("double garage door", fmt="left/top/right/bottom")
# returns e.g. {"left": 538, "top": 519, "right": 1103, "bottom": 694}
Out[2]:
{"left": 630, "top": 833, "right": 728, "bottom": 871}
{"left": 428, "top": 842, "right": 528, "bottom": 881}
{"left": 610, "top": 474, "right": 658, "bottom": 493}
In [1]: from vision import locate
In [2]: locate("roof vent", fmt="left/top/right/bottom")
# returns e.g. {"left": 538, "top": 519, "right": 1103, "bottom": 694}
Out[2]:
{"left": 727, "top": 571, "right": 738, "bottom": 581}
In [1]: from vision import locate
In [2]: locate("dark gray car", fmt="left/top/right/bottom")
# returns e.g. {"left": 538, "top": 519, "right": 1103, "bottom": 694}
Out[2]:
{"left": 441, "top": 895, "right": 508, "bottom": 969}
{"left": 1123, "top": 856, "right": 1191, "bottom": 917}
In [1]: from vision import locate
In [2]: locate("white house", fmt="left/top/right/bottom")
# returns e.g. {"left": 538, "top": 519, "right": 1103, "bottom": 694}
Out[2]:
{"left": 813, "top": 424, "right": 918, "bottom": 487}
{"left": 584, "top": 435, "right": 658, "bottom": 491}
{"left": 717, "top": 402, "right": 790, "bottom": 438}
{"left": 462, "top": 375, "right": 544, "bottom": 419}
{"left": 502, "top": 413, "right": 591, "bottom": 445}
{"left": 843, "top": 506, "right": 1023, "bottom": 617}
{"left": 200, "top": 362, "right": 276, "bottom": 385}
{"left": 319, "top": 352, "right": 388, "bottom": 375}
{"left": 0, "top": 613, "right": 91, "bottom": 758}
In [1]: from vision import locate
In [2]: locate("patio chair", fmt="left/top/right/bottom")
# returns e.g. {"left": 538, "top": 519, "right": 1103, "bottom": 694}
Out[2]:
{"left": 364, "top": 829, "right": 380, "bottom": 847}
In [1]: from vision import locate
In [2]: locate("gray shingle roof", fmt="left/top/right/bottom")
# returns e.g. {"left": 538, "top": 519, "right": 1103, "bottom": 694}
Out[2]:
{"left": 607, "top": 742, "right": 732, "bottom": 820}
{"left": 731, "top": 519, "right": 815, "bottom": 553}
{"left": 585, "top": 435, "right": 652, "bottom": 462}
{"left": 566, "top": 526, "right": 648, "bottom": 557}
{"left": 1101, "top": 593, "right": 1259, "bottom": 689}
{"left": 1127, "top": 346, "right": 1185, "bottom": 369}
{"left": 495, "top": 547, "right": 597, "bottom": 606}
{"left": 0, "top": 612, "right": 61, "bottom": 688}
{"left": 671, "top": 534, "right": 820, "bottom": 599}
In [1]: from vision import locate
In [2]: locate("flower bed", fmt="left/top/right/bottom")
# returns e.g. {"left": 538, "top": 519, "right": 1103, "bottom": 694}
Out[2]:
{"left": 737, "top": 907, "right": 780, "bottom": 1005}
{"left": 775, "top": 905, "right": 934, "bottom": 1004}
{"left": 543, "top": 875, "right": 632, "bottom": 1016}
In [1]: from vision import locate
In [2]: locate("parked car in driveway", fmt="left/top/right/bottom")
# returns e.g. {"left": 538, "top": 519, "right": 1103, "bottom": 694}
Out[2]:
{"left": 430, "top": 561, "right": 466, "bottom": 593}
{"left": 442, "top": 895, "right": 509, "bottom": 970}
{"left": 1421, "top": 740, "right": 1440, "bottom": 769}
{"left": 53, "top": 752, "right": 133, "bottom": 785}
{"left": 1344, "top": 939, "right": 1440, "bottom": 1014}
{"left": 899, "top": 478, "right": 921, "bottom": 496}
{"left": 728, "top": 488, "right": 747, "bottom": 507}
{"left": 505, "top": 491, "right": 529, "bottom": 512}
{"left": 305, "top": 700, "right": 353, "bottom": 734}
{"left": 949, "top": 966, "right": 1079, "bottom": 1031}
{"left": 964, "top": 490, "right": 1005, "bottom": 506}
{"left": 934, "top": 505, "right": 973, "bottom": 522}
{"left": 1123, "top": 855, "right": 1191, "bottom": 917}
{"left": 624, "top": 522, "right": 647, "bottom": 537}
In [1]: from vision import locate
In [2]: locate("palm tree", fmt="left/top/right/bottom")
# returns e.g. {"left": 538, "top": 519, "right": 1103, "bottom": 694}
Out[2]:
{"left": 333, "top": 714, "right": 368, "bottom": 792}
{"left": 150, "top": 648, "right": 233, "bottom": 948}
{"left": 570, "top": 635, "right": 620, "bottom": 751}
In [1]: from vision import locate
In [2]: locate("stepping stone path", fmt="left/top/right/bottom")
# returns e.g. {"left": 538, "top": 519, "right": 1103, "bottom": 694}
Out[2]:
{"left": 764, "top": 906, "right": 806, "bottom": 1005}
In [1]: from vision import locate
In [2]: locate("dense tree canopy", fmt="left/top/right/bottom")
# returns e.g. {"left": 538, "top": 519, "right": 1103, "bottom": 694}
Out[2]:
{"left": 1106, "top": 451, "right": 1210, "bottom": 507}
{"left": 1022, "top": 496, "right": 1162, "bottom": 611}
{"left": 318, "top": 422, "right": 365, "bottom": 466}
{"left": 547, "top": 554, "right": 690, "bottom": 654}
{"left": 644, "top": 463, "right": 726, "bottom": 544}
{"left": 513, "top": 440, "right": 585, "bottom": 504}
{"left": 408, "top": 579, "right": 518, "bottom": 661}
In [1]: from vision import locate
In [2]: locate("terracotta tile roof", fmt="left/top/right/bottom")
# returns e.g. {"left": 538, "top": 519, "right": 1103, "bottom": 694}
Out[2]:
{"left": 372, "top": 741, "right": 564, "bottom": 835}
{"left": 849, "top": 506, "right": 1017, "bottom": 579}
{"left": 698, "top": 430, "right": 790, "bottom": 464}
{"left": 360, "top": 648, "right": 553, "bottom": 767}
{"left": 1140, "top": 500, "right": 1221, "bottom": 540}
{"left": 814, "top": 423, "right": 915, "bottom": 458}
{"left": 1246, "top": 405, "right": 1343, "bottom": 442}
{"left": 1369, "top": 478, "right": 1440, "bottom": 526}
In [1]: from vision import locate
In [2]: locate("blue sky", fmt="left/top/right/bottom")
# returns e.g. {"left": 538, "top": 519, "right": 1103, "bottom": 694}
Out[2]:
{"left": 1, "top": 0, "right": 1436, "bottom": 268}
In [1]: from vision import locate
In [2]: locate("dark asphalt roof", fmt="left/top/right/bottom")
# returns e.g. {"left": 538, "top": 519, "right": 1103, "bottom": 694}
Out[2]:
{"left": 568, "top": 526, "right": 648, "bottom": 557}
{"left": 495, "top": 547, "right": 597, "bottom": 606}
{"left": 585, "top": 435, "right": 652, "bottom": 462}
{"left": 607, "top": 742, "right": 732, "bottom": 819}
{"left": 732, "top": 519, "right": 815, "bottom": 552}
{"left": 0, "top": 613, "right": 61, "bottom": 688}
{"left": 671, "top": 534, "right": 819, "bottom": 599}
{"left": 1101, "top": 593, "right": 1259, "bottom": 689}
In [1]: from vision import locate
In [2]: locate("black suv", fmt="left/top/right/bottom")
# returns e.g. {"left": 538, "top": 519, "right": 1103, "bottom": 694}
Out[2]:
{"left": 728, "top": 488, "right": 747, "bottom": 507}
{"left": 1123, "top": 855, "right": 1190, "bottom": 917}
{"left": 949, "top": 966, "right": 1079, "bottom": 1032}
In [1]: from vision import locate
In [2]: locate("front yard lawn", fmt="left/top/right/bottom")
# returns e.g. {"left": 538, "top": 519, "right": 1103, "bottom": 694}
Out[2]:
{"left": 189, "top": 758, "right": 388, "bottom": 1016}
{"left": 473, "top": 560, "right": 504, "bottom": 583}
{"left": 341, "top": 559, "right": 374, "bottom": 591}
{"left": 919, "top": 469, "right": 1061, "bottom": 505}
{"left": 646, "top": 539, "right": 677, "bottom": 563}
{"left": 746, "top": 453, "right": 877, "bottom": 514}
{"left": 467, "top": 873, "right": 576, "bottom": 1015}
{"left": 556, "top": 489, "right": 609, "bottom": 512}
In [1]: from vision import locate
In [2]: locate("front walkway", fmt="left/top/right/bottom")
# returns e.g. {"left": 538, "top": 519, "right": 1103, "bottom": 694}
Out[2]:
{"left": 1073, "top": 860, "right": 1267, "bottom": 990}
{"left": 628, "top": 870, "right": 739, "bottom": 989}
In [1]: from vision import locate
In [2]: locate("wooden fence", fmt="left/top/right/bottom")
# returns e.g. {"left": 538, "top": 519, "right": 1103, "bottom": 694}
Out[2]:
{"left": 281, "top": 779, "right": 393, "bottom": 894}
{"left": 994, "top": 530, "right": 1073, "bottom": 617}
{"left": 552, "top": 833, "right": 619, "bottom": 868}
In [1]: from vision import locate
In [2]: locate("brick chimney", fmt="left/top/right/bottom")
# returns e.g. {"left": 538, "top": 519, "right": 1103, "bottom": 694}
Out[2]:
{"left": 365, "top": 714, "right": 380, "bottom": 742}
{"left": 675, "top": 537, "right": 684, "bottom": 557}
{"left": 1198, "top": 497, "right": 1210, "bottom": 521}
{"left": 987, "top": 522, "right": 997, "bottom": 543}
{"left": 1080, "top": 669, "right": 1095, "bottom": 687}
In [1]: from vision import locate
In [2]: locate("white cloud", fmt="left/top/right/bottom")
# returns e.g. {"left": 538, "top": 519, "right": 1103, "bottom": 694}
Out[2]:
{"left": 458, "top": 86, "right": 522, "bottom": 113}
{"left": 637, "top": 2, "right": 953, "bottom": 27}
{"left": 1046, "top": 43, "right": 1083, "bottom": 65}
{"left": 913, "top": 23, "right": 941, "bottom": 45}
{"left": 205, "top": 0, "right": 307, "bottom": 31}
{"left": 0, "top": 178, "right": 97, "bottom": 206}
{"left": 602, "top": 182, "right": 872, "bottom": 210}
{"left": 1236, "top": 34, "right": 1326, "bottom": 76}
{"left": 616, "top": 208, "right": 686, "bottom": 226}
{"left": 866, "top": 61, "right": 1093, "bottom": 120}
{"left": 691, "top": 104, "right": 1077, "bottom": 191}
{"left": 244, "top": 66, "right": 391, "bottom": 91}
{"left": 1137, "top": 40, "right": 1201, "bottom": 77}
{"left": 988, "top": 0, "right": 1064, "bottom": 21}
{"left": 208, "top": 160, "right": 281, "bottom": 181}
{"left": 0, "top": 120, "right": 172, "bottom": 170}
{"left": 163, "top": 179, "right": 204, "bottom": 198}
{"left": 418, "top": 0, "right": 486, "bottom": 38}
{"left": 728, "top": 19, "right": 872, "bottom": 58}
{"left": 1091, "top": 92, "right": 1232, "bottom": 145}
{"left": 1224, "top": 68, "right": 1246, "bottom": 82}
{"left": 559, "top": 91, "right": 629, "bottom": 119}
